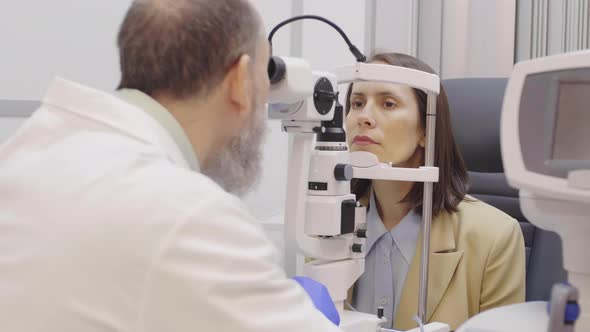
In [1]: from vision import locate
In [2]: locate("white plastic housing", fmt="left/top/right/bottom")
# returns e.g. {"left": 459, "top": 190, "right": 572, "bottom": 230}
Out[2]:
{"left": 268, "top": 57, "right": 314, "bottom": 104}
{"left": 497, "top": 50, "right": 590, "bottom": 331}
{"left": 303, "top": 259, "right": 364, "bottom": 311}
{"left": 350, "top": 151, "right": 439, "bottom": 182}
{"left": 268, "top": 60, "right": 337, "bottom": 121}
{"left": 501, "top": 50, "right": 590, "bottom": 203}
{"left": 307, "top": 149, "right": 351, "bottom": 196}
{"left": 334, "top": 62, "right": 440, "bottom": 94}
{"left": 456, "top": 302, "right": 548, "bottom": 332}
{"left": 305, "top": 194, "right": 356, "bottom": 236}
{"left": 519, "top": 190, "right": 590, "bottom": 331}
{"left": 339, "top": 310, "right": 387, "bottom": 332}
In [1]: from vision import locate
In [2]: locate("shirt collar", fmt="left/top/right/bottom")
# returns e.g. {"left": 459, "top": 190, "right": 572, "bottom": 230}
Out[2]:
{"left": 365, "top": 190, "right": 389, "bottom": 252}
{"left": 365, "top": 189, "right": 422, "bottom": 262}
{"left": 115, "top": 89, "right": 200, "bottom": 171}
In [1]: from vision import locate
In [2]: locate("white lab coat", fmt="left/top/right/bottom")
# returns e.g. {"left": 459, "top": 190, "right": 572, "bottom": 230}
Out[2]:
{"left": 0, "top": 78, "right": 341, "bottom": 332}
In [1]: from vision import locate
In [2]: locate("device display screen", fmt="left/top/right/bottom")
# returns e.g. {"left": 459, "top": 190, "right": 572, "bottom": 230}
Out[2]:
{"left": 551, "top": 81, "right": 590, "bottom": 161}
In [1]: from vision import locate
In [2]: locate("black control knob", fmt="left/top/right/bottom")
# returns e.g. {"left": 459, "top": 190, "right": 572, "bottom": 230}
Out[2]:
{"left": 334, "top": 164, "right": 353, "bottom": 181}
{"left": 313, "top": 77, "right": 335, "bottom": 115}
{"left": 356, "top": 229, "right": 367, "bottom": 238}
{"left": 352, "top": 243, "right": 363, "bottom": 253}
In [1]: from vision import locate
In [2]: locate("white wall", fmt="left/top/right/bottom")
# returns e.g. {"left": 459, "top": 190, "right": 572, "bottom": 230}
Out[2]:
{"left": 0, "top": 1, "right": 294, "bottom": 232}
{"left": 0, "top": 1, "right": 132, "bottom": 99}
{"left": 242, "top": 0, "right": 292, "bottom": 232}
{"left": 373, "top": 0, "right": 419, "bottom": 56}
{"left": 299, "top": 0, "right": 368, "bottom": 107}
{"left": 374, "top": 0, "right": 516, "bottom": 79}
{"left": 301, "top": 0, "right": 366, "bottom": 71}
{"left": 440, "top": 0, "right": 516, "bottom": 78}
{"left": 516, "top": 0, "right": 590, "bottom": 62}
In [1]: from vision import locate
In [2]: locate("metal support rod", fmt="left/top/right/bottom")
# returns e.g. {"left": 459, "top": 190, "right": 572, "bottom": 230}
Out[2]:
{"left": 562, "top": 0, "right": 567, "bottom": 53}
{"left": 531, "top": 0, "right": 539, "bottom": 59}
{"left": 418, "top": 91, "right": 438, "bottom": 324}
{"left": 566, "top": 1, "right": 575, "bottom": 52}
{"left": 574, "top": 0, "right": 582, "bottom": 51}
{"left": 583, "top": 0, "right": 588, "bottom": 49}
{"left": 541, "top": 0, "right": 549, "bottom": 56}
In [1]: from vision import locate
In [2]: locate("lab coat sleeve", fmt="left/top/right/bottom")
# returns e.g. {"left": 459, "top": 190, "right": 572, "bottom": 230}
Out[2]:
{"left": 138, "top": 193, "right": 342, "bottom": 332}
{"left": 479, "top": 218, "right": 526, "bottom": 312}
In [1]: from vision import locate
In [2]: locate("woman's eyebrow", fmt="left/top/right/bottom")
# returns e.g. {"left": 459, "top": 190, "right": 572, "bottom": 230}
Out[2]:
{"left": 351, "top": 90, "right": 402, "bottom": 99}
{"left": 375, "top": 91, "right": 401, "bottom": 99}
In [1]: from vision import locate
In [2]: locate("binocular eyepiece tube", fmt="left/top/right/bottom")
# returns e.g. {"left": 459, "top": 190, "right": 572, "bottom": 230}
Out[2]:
{"left": 268, "top": 56, "right": 286, "bottom": 84}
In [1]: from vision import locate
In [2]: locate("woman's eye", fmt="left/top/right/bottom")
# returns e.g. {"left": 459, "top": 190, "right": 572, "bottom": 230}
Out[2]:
{"left": 351, "top": 100, "right": 364, "bottom": 109}
{"left": 383, "top": 100, "right": 396, "bottom": 109}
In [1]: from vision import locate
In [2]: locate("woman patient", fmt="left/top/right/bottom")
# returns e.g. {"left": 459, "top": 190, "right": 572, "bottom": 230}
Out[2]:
{"left": 345, "top": 53, "right": 525, "bottom": 330}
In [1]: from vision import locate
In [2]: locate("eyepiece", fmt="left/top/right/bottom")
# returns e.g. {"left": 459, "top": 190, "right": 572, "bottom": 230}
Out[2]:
{"left": 268, "top": 56, "right": 286, "bottom": 84}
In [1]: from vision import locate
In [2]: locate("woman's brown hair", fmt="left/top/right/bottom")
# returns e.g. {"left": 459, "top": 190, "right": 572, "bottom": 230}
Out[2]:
{"left": 345, "top": 53, "right": 469, "bottom": 217}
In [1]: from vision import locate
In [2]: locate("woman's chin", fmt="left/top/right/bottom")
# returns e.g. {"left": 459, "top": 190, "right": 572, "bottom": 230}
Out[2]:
{"left": 350, "top": 146, "right": 382, "bottom": 158}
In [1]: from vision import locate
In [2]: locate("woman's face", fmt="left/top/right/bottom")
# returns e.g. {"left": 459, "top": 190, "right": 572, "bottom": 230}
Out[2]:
{"left": 345, "top": 75, "right": 425, "bottom": 167}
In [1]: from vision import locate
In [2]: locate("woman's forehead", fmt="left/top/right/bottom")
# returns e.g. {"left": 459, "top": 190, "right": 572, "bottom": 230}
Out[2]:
{"left": 350, "top": 81, "right": 414, "bottom": 98}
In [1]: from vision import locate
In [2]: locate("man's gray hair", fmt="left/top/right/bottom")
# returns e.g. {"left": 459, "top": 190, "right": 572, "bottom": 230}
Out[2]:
{"left": 117, "top": 0, "right": 262, "bottom": 98}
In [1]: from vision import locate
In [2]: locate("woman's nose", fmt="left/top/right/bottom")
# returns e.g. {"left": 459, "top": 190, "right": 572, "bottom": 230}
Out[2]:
{"left": 357, "top": 107, "right": 376, "bottom": 128}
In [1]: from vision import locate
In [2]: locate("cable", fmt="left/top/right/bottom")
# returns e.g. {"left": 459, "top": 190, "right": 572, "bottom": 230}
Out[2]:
{"left": 267, "top": 15, "right": 366, "bottom": 63}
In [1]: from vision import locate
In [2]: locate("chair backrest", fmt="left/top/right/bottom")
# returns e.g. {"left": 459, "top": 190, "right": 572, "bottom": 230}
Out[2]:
{"left": 442, "top": 77, "right": 567, "bottom": 301}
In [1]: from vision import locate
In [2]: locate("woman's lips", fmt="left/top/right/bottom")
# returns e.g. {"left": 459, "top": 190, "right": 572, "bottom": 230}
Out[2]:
{"left": 352, "top": 135, "right": 378, "bottom": 146}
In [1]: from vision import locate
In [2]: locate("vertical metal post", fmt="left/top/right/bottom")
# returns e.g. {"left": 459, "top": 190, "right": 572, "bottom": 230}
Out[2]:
{"left": 562, "top": 0, "right": 567, "bottom": 53}
{"left": 410, "top": 0, "right": 420, "bottom": 57}
{"left": 418, "top": 91, "right": 437, "bottom": 324}
{"left": 541, "top": 0, "right": 549, "bottom": 56}
{"left": 565, "top": 1, "right": 575, "bottom": 52}
{"left": 364, "top": 0, "right": 377, "bottom": 56}
{"left": 582, "top": 0, "right": 588, "bottom": 49}
{"left": 290, "top": 0, "right": 304, "bottom": 57}
{"left": 574, "top": 0, "right": 582, "bottom": 51}
{"left": 531, "top": 0, "right": 539, "bottom": 59}
{"left": 584, "top": 0, "right": 589, "bottom": 48}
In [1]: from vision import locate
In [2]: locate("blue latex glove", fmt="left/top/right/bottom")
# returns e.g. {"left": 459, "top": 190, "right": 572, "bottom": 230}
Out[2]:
{"left": 293, "top": 276, "right": 340, "bottom": 326}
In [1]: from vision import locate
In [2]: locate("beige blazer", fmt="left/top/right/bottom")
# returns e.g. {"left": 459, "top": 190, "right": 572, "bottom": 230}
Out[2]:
{"left": 348, "top": 198, "right": 526, "bottom": 331}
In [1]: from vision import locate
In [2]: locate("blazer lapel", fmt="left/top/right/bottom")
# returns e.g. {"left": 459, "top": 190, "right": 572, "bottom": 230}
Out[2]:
{"left": 394, "top": 212, "right": 464, "bottom": 329}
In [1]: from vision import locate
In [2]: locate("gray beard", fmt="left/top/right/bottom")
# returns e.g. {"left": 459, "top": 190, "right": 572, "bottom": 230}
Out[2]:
{"left": 202, "top": 102, "right": 268, "bottom": 197}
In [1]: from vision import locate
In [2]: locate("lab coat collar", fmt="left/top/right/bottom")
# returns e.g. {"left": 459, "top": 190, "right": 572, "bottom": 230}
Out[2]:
{"left": 42, "top": 77, "right": 193, "bottom": 170}
{"left": 115, "top": 89, "right": 200, "bottom": 172}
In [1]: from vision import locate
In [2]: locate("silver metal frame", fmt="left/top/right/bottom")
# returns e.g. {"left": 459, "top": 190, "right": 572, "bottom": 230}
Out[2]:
{"left": 417, "top": 91, "right": 438, "bottom": 324}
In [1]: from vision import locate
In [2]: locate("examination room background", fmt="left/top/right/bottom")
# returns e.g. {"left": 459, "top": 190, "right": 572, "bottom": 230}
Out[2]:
{"left": 1, "top": 0, "right": 588, "bottom": 265}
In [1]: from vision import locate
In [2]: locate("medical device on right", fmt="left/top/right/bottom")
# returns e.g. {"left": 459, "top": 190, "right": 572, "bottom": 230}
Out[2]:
{"left": 457, "top": 50, "right": 589, "bottom": 332}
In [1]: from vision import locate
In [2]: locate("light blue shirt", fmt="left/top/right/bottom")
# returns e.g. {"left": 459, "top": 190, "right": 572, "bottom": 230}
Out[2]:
{"left": 352, "top": 190, "right": 421, "bottom": 328}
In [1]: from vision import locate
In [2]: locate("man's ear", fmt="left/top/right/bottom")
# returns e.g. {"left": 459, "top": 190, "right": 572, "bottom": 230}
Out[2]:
{"left": 225, "top": 54, "right": 252, "bottom": 116}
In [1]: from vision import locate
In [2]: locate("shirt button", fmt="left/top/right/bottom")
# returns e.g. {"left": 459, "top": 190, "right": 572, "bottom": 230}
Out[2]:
{"left": 380, "top": 297, "right": 388, "bottom": 305}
